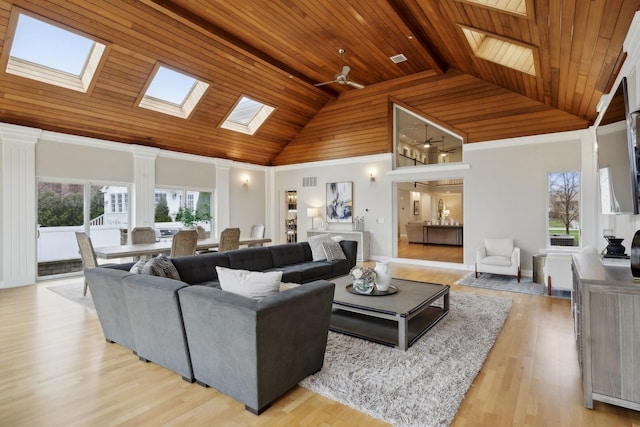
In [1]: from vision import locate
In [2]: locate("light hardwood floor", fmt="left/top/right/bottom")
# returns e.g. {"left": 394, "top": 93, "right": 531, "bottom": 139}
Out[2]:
{"left": 397, "top": 236, "right": 463, "bottom": 263}
{"left": 1, "top": 264, "right": 640, "bottom": 426}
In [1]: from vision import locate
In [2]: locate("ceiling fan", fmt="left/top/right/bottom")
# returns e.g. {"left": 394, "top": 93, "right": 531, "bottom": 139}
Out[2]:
{"left": 418, "top": 125, "right": 444, "bottom": 147}
{"left": 314, "top": 48, "right": 365, "bottom": 89}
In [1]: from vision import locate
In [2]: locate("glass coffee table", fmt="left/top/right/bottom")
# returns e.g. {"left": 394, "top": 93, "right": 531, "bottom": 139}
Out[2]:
{"left": 330, "top": 275, "right": 450, "bottom": 350}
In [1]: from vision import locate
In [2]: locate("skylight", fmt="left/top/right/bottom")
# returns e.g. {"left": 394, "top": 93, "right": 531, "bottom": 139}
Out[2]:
{"left": 4, "top": 11, "right": 107, "bottom": 92}
{"left": 460, "top": 26, "right": 536, "bottom": 76}
{"left": 220, "top": 96, "right": 275, "bottom": 135}
{"left": 138, "top": 65, "right": 209, "bottom": 119}
{"left": 456, "top": 0, "right": 530, "bottom": 17}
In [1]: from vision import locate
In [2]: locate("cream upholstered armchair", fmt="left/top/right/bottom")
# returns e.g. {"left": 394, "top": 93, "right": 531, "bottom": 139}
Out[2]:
{"left": 475, "top": 238, "right": 521, "bottom": 282}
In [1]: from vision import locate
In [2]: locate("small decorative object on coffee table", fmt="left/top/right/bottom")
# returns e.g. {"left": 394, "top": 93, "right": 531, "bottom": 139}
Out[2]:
{"left": 374, "top": 261, "right": 391, "bottom": 291}
{"left": 350, "top": 266, "right": 376, "bottom": 294}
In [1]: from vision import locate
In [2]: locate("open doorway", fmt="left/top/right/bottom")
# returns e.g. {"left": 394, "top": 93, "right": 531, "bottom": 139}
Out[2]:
{"left": 396, "top": 179, "right": 463, "bottom": 263}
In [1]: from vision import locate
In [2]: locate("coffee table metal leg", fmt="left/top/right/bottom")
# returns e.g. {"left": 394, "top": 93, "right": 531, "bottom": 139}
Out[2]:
{"left": 398, "top": 315, "right": 408, "bottom": 350}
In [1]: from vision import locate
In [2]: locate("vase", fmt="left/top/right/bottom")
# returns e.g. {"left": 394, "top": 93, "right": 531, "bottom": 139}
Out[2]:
{"left": 353, "top": 277, "right": 374, "bottom": 294}
{"left": 374, "top": 261, "right": 391, "bottom": 291}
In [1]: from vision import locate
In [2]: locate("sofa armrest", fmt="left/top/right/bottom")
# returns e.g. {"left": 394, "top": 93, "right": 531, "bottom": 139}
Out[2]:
{"left": 511, "top": 247, "right": 520, "bottom": 266}
{"left": 339, "top": 240, "right": 358, "bottom": 268}
{"left": 178, "top": 280, "right": 335, "bottom": 413}
{"left": 476, "top": 246, "right": 487, "bottom": 263}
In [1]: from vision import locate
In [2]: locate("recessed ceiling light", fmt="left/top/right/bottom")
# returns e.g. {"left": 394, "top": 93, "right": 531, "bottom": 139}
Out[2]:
{"left": 407, "top": 35, "right": 414, "bottom": 40}
{"left": 390, "top": 54, "right": 407, "bottom": 64}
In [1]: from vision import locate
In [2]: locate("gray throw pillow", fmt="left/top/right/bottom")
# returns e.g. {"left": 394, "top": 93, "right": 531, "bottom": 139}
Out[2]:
{"left": 322, "top": 241, "right": 346, "bottom": 261}
{"left": 141, "top": 255, "right": 181, "bottom": 280}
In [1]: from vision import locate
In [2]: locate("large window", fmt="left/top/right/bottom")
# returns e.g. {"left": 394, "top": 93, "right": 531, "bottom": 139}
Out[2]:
{"left": 154, "top": 188, "right": 213, "bottom": 239}
{"left": 548, "top": 172, "right": 580, "bottom": 247}
{"left": 37, "top": 181, "right": 129, "bottom": 276}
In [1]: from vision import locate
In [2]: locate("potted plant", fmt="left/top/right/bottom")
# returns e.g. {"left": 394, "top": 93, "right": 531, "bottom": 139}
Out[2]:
{"left": 176, "top": 206, "right": 211, "bottom": 229}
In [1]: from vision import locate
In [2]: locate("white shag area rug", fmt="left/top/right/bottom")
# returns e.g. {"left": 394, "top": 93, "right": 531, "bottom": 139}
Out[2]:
{"left": 300, "top": 292, "right": 512, "bottom": 427}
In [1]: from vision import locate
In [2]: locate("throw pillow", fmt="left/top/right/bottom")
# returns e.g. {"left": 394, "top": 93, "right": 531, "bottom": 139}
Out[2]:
{"left": 216, "top": 266, "right": 283, "bottom": 299}
{"left": 279, "top": 282, "right": 300, "bottom": 292}
{"left": 141, "top": 255, "right": 181, "bottom": 280}
{"left": 129, "top": 259, "right": 147, "bottom": 274}
{"left": 331, "top": 235, "right": 343, "bottom": 242}
{"left": 308, "top": 233, "right": 332, "bottom": 261}
{"left": 322, "top": 241, "right": 346, "bottom": 261}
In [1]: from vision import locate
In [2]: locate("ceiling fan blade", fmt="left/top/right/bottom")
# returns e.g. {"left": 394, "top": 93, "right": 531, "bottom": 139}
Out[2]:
{"left": 314, "top": 80, "right": 335, "bottom": 87}
{"left": 346, "top": 80, "right": 365, "bottom": 89}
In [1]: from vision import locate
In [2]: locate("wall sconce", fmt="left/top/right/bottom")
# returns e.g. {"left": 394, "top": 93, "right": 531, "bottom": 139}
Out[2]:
{"left": 369, "top": 168, "right": 376, "bottom": 182}
{"left": 242, "top": 175, "right": 249, "bottom": 189}
{"left": 307, "top": 207, "right": 319, "bottom": 229}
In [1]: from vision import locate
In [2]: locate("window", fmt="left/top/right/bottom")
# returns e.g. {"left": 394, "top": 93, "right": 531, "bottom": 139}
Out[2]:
{"left": 138, "top": 65, "right": 209, "bottom": 119}
{"left": 460, "top": 26, "right": 537, "bottom": 76}
{"left": 393, "top": 105, "right": 462, "bottom": 169}
{"left": 5, "top": 11, "right": 107, "bottom": 92}
{"left": 221, "top": 96, "right": 275, "bottom": 135}
{"left": 548, "top": 172, "right": 580, "bottom": 247}
{"left": 154, "top": 188, "right": 212, "bottom": 236}
{"left": 37, "top": 182, "right": 129, "bottom": 276}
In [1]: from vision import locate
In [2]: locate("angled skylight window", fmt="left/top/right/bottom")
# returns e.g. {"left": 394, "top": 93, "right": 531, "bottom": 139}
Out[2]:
{"left": 138, "top": 65, "right": 209, "bottom": 119}
{"left": 456, "top": 0, "right": 531, "bottom": 17}
{"left": 5, "top": 11, "right": 107, "bottom": 93}
{"left": 221, "top": 96, "right": 275, "bottom": 135}
{"left": 460, "top": 26, "right": 536, "bottom": 76}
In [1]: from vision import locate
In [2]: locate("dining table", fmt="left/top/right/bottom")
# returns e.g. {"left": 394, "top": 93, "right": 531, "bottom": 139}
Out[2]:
{"left": 93, "top": 237, "right": 272, "bottom": 260}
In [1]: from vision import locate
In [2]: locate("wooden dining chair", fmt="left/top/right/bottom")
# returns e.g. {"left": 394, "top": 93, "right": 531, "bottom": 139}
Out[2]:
{"left": 75, "top": 231, "right": 99, "bottom": 296}
{"left": 170, "top": 229, "right": 198, "bottom": 257}
{"left": 131, "top": 227, "right": 156, "bottom": 260}
{"left": 218, "top": 227, "right": 241, "bottom": 252}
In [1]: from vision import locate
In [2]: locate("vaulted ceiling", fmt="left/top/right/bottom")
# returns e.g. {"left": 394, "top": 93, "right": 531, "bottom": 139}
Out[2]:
{"left": 0, "top": 0, "right": 637, "bottom": 165}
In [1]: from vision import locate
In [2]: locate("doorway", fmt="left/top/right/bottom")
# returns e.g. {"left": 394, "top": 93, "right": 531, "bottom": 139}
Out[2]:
{"left": 396, "top": 179, "right": 463, "bottom": 263}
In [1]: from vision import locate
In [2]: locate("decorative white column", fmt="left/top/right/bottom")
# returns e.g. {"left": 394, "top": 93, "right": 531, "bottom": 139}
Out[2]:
{"left": 1, "top": 124, "right": 42, "bottom": 288}
{"left": 214, "top": 159, "right": 232, "bottom": 235}
{"left": 132, "top": 146, "right": 159, "bottom": 228}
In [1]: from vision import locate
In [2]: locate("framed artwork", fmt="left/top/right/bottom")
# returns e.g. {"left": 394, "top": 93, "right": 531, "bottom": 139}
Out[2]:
{"left": 413, "top": 200, "right": 420, "bottom": 215}
{"left": 326, "top": 181, "right": 353, "bottom": 223}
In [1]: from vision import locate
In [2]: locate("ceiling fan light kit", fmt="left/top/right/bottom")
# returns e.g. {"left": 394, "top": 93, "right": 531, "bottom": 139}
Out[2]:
{"left": 314, "top": 48, "right": 365, "bottom": 89}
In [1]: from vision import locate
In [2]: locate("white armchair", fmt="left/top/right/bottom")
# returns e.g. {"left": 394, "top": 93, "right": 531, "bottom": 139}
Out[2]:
{"left": 475, "top": 238, "right": 521, "bottom": 282}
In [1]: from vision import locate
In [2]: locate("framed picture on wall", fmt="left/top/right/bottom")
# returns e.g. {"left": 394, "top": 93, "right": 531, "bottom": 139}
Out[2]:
{"left": 413, "top": 200, "right": 420, "bottom": 215}
{"left": 326, "top": 181, "right": 353, "bottom": 223}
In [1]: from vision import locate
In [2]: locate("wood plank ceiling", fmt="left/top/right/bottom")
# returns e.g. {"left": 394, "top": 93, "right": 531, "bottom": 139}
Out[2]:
{"left": 0, "top": 0, "right": 637, "bottom": 166}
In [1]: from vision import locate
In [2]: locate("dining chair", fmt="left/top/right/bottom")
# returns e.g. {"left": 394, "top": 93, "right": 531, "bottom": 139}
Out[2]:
{"left": 196, "top": 225, "right": 207, "bottom": 240}
{"left": 218, "top": 227, "right": 241, "bottom": 252}
{"left": 170, "top": 229, "right": 198, "bottom": 257}
{"left": 247, "top": 224, "right": 265, "bottom": 247}
{"left": 131, "top": 227, "right": 156, "bottom": 260}
{"left": 75, "top": 231, "right": 99, "bottom": 296}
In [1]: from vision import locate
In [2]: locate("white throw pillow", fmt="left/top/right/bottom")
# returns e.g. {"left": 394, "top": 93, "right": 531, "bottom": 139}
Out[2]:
{"left": 216, "top": 266, "right": 283, "bottom": 299}
{"left": 308, "top": 233, "right": 332, "bottom": 261}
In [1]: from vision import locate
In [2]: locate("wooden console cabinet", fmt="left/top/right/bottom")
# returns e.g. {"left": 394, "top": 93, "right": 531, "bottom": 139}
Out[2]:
{"left": 572, "top": 253, "right": 640, "bottom": 410}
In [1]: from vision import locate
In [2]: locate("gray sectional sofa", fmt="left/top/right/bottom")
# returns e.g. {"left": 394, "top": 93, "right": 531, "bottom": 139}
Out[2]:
{"left": 85, "top": 240, "right": 357, "bottom": 414}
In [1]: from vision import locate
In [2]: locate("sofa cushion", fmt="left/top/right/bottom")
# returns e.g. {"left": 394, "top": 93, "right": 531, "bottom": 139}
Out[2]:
{"left": 270, "top": 243, "right": 307, "bottom": 267}
{"left": 322, "top": 241, "right": 346, "bottom": 261}
{"left": 171, "top": 252, "right": 229, "bottom": 285}
{"left": 484, "top": 238, "right": 514, "bottom": 257}
{"left": 308, "top": 234, "right": 332, "bottom": 261}
{"left": 141, "top": 255, "right": 180, "bottom": 280}
{"left": 216, "top": 266, "right": 283, "bottom": 299}
{"left": 226, "top": 247, "right": 273, "bottom": 271}
{"left": 481, "top": 255, "right": 513, "bottom": 267}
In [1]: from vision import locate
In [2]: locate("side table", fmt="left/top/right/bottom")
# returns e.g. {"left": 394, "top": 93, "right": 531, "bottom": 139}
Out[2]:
{"left": 532, "top": 253, "right": 547, "bottom": 284}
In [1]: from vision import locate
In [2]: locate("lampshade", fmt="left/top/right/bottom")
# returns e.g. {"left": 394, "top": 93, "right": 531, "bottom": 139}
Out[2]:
{"left": 307, "top": 207, "right": 319, "bottom": 217}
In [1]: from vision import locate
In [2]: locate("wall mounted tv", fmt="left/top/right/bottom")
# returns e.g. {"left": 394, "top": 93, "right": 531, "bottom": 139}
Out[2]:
{"left": 596, "top": 77, "right": 640, "bottom": 214}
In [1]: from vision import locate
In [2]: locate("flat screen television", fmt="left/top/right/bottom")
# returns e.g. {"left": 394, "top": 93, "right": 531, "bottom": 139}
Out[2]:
{"left": 597, "top": 77, "right": 640, "bottom": 214}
